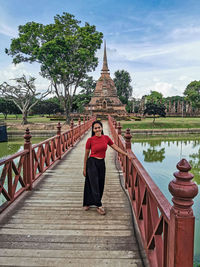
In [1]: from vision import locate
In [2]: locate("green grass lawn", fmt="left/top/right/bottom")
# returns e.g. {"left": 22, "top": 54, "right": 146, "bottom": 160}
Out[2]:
{"left": 121, "top": 117, "right": 200, "bottom": 130}
{"left": 0, "top": 114, "right": 53, "bottom": 124}
{"left": 2, "top": 115, "right": 200, "bottom": 130}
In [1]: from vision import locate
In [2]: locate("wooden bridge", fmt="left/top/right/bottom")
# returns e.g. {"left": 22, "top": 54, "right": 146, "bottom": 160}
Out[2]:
{"left": 0, "top": 116, "right": 198, "bottom": 267}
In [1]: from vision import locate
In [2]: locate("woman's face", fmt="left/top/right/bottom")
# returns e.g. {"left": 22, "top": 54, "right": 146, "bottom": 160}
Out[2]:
{"left": 93, "top": 123, "right": 103, "bottom": 136}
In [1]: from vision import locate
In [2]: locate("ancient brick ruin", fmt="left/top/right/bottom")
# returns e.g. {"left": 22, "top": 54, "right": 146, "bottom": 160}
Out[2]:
{"left": 85, "top": 42, "right": 127, "bottom": 118}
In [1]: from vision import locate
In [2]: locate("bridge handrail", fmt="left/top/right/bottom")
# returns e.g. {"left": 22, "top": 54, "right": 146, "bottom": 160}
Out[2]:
{"left": 118, "top": 134, "right": 171, "bottom": 221}
{"left": 0, "top": 116, "right": 96, "bottom": 213}
{"left": 108, "top": 115, "right": 198, "bottom": 267}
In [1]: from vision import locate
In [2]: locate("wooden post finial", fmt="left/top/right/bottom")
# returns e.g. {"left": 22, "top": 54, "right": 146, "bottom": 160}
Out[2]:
{"left": 124, "top": 128, "right": 132, "bottom": 149}
{"left": 117, "top": 122, "right": 122, "bottom": 135}
{"left": 57, "top": 122, "right": 61, "bottom": 135}
{"left": 169, "top": 158, "right": 198, "bottom": 215}
{"left": 24, "top": 128, "right": 32, "bottom": 144}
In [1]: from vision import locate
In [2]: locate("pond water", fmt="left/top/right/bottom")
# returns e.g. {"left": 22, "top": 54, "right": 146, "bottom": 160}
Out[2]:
{"left": 0, "top": 137, "right": 46, "bottom": 160}
{"left": 0, "top": 137, "right": 46, "bottom": 206}
{"left": 132, "top": 136, "right": 200, "bottom": 265}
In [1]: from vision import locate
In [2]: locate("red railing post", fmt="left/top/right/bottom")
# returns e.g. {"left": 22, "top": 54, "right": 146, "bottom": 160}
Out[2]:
{"left": 124, "top": 128, "right": 132, "bottom": 189}
{"left": 117, "top": 122, "right": 122, "bottom": 147}
{"left": 24, "top": 128, "right": 33, "bottom": 190}
{"left": 87, "top": 116, "right": 89, "bottom": 130}
{"left": 57, "top": 122, "right": 62, "bottom": 159}
{"left": 78, "top": 117, "right": 81, "bottom": 138}
{"left": 168, "top": 159, "right": 198, "bottom": 267}
{"left": 70, "top": 119, "right": 74, "bottom": 147}
{"left": 83, "top": 116, "right": 85, "bottom": 133}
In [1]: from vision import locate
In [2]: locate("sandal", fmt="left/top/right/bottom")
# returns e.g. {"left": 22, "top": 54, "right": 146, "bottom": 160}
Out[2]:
{"left": 84, "top": 206, "right": 90, "bottom": 211}
{"left": 97, "top": 206, "right": 106, "bottom": 215}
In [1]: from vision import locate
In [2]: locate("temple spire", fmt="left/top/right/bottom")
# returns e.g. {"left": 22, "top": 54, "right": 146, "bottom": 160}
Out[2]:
{"left": 101, "top": 40, "right": 109, "bottom": 74}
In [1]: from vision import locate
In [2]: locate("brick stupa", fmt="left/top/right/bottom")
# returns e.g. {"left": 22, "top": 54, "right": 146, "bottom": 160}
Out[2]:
{"left": 85, "top": 41, "right": 127, "bottom": 117}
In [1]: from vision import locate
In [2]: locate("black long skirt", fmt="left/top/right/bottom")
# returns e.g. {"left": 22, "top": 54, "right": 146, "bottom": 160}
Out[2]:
{"left": 83, "top": 157, "right": 106, "bottom": 207}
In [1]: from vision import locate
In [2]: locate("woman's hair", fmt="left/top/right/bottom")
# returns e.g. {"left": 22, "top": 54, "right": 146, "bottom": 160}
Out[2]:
{"left": 91, "top": 120, "right": 104, "bottom": 136}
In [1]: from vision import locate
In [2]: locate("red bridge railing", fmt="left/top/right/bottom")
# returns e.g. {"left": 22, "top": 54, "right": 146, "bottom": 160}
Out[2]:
{"left": 108, "top": 115, "right": 198, "bottom": 267}
{"left": 0, "top": 116, "right": 95, "bottom": 213}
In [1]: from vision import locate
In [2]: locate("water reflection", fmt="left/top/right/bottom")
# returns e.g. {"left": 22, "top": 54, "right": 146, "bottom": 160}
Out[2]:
{"left": 143, "top": 148, "right": 165, "bottom": 162}
{"left": 132, "top": 136, "right": 200, "bottom": 264}
{"left": 0, "top": 137, "right": 45, "bottom": 160}
{"left": 189, "top": 148, "right": 200, "bottom": 185}
{"left": 0, "top": 142, "right": 21, "bottom": 160}
{"left": 0, "top": 137, "right": 47, "bottom": 206}
{"left": 133, "top": 138, "right": 200, "bottom": 185}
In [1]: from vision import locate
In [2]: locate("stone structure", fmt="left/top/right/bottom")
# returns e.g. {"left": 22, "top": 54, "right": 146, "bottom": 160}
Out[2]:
{"left": 85, "top": 42, "right": 126, "bottom": 118}
{"left": 165, "top": 100, "right": 200, "bottom": 117}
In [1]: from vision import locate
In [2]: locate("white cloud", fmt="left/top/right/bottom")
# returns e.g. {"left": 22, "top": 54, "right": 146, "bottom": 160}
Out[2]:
{"left": 171, "top": 26, "right": 200, "bottom": 40}
{"left": 0, "top": 22, "right": 17, "bottom": 37}
{"left": 90, "top": 38, "right": 200, "bottom": 99}
{"left": 0, "top": 6, "right": 18, "bottom": 37}
{"left": 0, "top": 63, "right": 50, "bottom": 93}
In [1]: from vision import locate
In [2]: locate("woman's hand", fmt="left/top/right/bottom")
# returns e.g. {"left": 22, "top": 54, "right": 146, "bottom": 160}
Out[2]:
{"left": 83, "top": 169, "right": 86, "bottom": 177}
{"left": 126, "top": 153, "right": 132, "bottom": 160}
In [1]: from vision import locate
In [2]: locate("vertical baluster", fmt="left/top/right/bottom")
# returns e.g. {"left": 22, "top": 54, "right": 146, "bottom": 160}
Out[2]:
{"left": 24, "top": 128, "right": 33, "bottom": 190}
{"left": 83, "top": 116, "right": 85, "bottom": 134}
{"left": 168, "top": 159, "right": 198, "bottom": 267}
{"left": 78, "top": 117, "right": 81, "bottom": 138}
{"left": 124, "top": 128, "right": 132, "bottom": 189}
{"left": 70, "top": 119, "right": 74, "bottom": 147}
{"left": 8, "top": 161, "right": 13, "bottom": 199}
{"left": 57, "top": 122, "right": 61, "bottom": 159}
{"left": 117, "top": 122, "right": 122, "bottom": 147}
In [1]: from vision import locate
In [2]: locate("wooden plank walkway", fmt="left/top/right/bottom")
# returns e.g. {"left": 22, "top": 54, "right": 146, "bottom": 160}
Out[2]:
{"left": 0, "top": 122, "right": 145, "bottom": 267}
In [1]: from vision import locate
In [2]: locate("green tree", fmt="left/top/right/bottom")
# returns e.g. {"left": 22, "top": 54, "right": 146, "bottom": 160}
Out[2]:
{"left": 146, "top": 91, "right": 164, "bottom": 104}
{"left": 0, "top": 98, "right": 20, "bottom": 119}
{"left": 0, "top": 75, "right": 50, "bottom": 124}
{"left": 184, "top": 81, "right": 200, "bottom": 108}
{"left": 143, "top": 148, "right": 165, "bottom": 162}
{"left": 113, "top": 70, "right": 133, "bottom": 103}
{"left": 6, "top": 12, "right": 103, "bottom": 123}
{"left": 144, "top": 102, "right": 166, "bottom": 124}
{"left": 72, "top": 93, "right": 91, "bottom": 113}
{"left": 144, "top": 91, "right": 166, "bottom": 124}
{"left": 32, "top": 98, "right": 63, "bottom": 115}
{"left": 79, "top": 76, "right": 96, "bottom": 95}
{"left": 72, "top": 75, "right": 96, "bottom": 113}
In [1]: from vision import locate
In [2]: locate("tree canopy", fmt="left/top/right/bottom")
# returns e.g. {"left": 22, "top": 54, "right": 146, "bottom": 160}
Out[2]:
{"left": 144, "top": 91, "right": 166, "bottom": 123}
{"left": 72, "top": 76, "right": 96, "bottom": 113}
{"left": 113, "top": 70, "right": 133, "bottom": 103}
{"left": 146, "top": 91, "right": 164, "bottom": 104}
{"left": 184, "top": 80, "right": 200, "bottom": 108}
{"left": 0, "top": 75, "right": 50, "bottom": 124}
{"left": 0, "top": 98, "right": 20, "bottom": 119}
{"left": 6, "top": 12, "right": 103, "bottom": 123}
{"left": 31, "top": 97, "right": 63, "bottom": 116}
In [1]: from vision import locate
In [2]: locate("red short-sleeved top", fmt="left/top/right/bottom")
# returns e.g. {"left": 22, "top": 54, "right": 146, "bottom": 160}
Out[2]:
{"left": 86, "top": 135, "right": 114, "bottom": 158}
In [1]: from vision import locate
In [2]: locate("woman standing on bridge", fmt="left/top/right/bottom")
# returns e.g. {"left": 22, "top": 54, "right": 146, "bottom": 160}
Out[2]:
{"left": 83, "top": 120, "right": 128, "bottom": 215}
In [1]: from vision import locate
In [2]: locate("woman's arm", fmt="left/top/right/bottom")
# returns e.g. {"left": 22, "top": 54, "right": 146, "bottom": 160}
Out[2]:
{"left": 83, "top": 149, "right": 90, "bottom": 177}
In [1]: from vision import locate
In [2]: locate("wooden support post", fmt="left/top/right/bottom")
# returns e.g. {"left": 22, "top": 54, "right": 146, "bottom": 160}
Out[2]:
{"left": 57, "top": 122, "right": 61, "bottom": 159}
{"left": 114, "top": 120, "right": 117, "bottom": 130}
{"left": 78, "top": 117, "right": 81, "bottom": 138}
{"left": 124, "top": 128, "right": 132, "bottom": 189}
{"left": 83, "top": 116, "right": 85, "bottom": 133}
{"left": 168, "top": 159, "right": 198, "bottom": 267}
{"left": 70, "top": 119, "right": 74, "bottom": 147}
{"left": 117, "top": 122, "right": 122, "bottom": 147}
{"left": 24, "top": 128, "right": 33, "bottom": 190}
{"left": 8, "top": 162, "right": 13, "bottom": 199}
{"left": 87, "top": 116, "right": 89, "bottom": 130}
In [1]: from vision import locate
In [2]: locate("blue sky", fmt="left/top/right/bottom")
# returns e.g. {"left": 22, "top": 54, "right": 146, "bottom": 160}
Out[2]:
{"left": 0, "top": 0, "right": 200, "bottom": 98}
